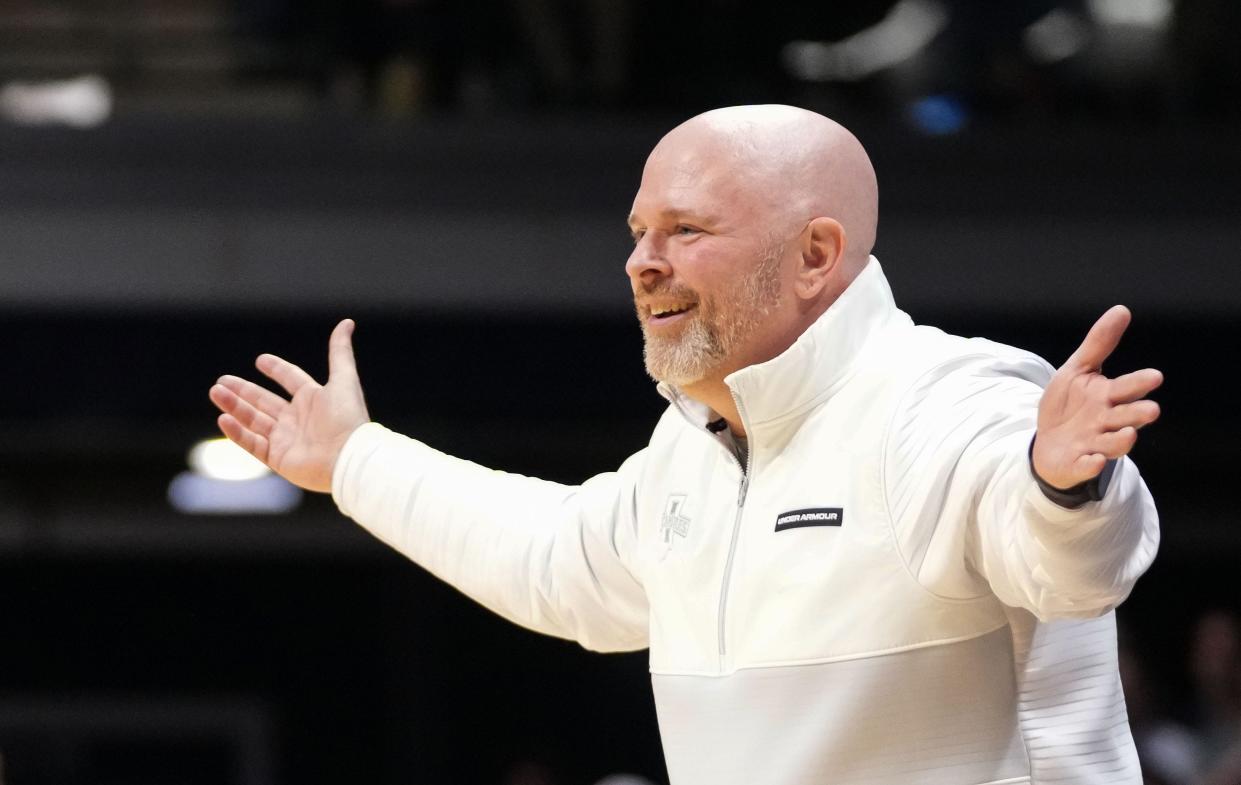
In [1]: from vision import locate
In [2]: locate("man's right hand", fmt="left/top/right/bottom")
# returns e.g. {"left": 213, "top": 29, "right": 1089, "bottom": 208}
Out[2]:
{"left": 208, "top": 319, "right": 370, "bottom": 493}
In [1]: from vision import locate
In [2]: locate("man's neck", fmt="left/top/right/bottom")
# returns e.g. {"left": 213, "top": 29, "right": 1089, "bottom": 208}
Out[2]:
{"left": 679, "top": 377, "right": 746, "bottom": 437}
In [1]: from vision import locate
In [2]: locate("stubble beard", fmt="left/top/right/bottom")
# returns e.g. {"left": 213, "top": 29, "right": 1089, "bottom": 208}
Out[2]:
{"left": 639, "top": 242, "right": 784, "bottom": 387}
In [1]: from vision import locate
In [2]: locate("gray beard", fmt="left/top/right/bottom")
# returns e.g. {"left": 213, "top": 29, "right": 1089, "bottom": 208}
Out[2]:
{"left": 641, "top": 310, "right": 727, "bottom": 387}
{"left": 641, "top": 244, "right": 783, "bottom": 386}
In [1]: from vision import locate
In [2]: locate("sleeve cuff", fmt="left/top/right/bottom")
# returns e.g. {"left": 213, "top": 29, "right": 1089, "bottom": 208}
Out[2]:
{"left": 1027, "top": 434, "right": 1115, "bottom": 510}
{"left": 330, "top": 421, "right": 390, "bottom": 513}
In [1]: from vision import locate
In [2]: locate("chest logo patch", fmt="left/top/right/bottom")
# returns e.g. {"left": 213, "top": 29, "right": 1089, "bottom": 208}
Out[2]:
{"left": 661, "top": 494, "right": 691, "bottom": 543}
{"left": 774, "top": 507, "right": 843, "bottom": 532}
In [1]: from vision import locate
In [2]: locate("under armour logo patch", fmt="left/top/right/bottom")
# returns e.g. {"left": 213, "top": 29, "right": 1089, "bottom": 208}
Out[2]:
{"left": 775, "top": 507, "right": 843, "bottom": 532}
{"left": 661, "top": 495, "right": 691, "bottom": 543}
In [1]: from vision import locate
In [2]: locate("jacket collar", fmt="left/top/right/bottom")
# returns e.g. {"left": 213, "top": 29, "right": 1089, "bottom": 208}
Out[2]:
{"left": 658, "top": 256, "right": 908, "bottom": 431}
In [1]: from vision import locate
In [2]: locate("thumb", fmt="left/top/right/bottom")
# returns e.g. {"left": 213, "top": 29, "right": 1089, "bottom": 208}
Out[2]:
{"left": 1066, "top": 305, "right": 1130, "bottom": 372}
{"left": 328, "top": 318, "right": 359, "bottom": 381}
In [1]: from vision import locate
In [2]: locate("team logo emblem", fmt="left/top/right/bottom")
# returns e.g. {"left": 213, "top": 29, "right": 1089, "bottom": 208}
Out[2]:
{"left": 661, "top": 494, "right": 691, "bottom": 543}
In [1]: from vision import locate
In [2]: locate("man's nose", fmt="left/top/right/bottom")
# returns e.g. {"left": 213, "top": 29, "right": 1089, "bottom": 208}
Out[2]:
{"left": 625, "top": 233, "right": 671, "bottom": 286}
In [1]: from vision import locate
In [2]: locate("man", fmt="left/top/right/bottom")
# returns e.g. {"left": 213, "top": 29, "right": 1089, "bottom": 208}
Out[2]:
{"left": 210, "top": 105, "right": 1163, "bottom": 784}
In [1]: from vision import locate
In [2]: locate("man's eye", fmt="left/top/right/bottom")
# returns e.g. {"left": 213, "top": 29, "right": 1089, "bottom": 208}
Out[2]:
{"left": 675, "top": 225, "right": 700, "bottom": 236}
{"left": 630, "top": 230, "right": 645, "bottom": 244}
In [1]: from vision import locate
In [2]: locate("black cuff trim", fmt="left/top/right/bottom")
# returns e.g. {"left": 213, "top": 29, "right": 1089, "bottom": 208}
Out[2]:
{"left": 1028, "top": 435, "right": 1113, "bottom": 509}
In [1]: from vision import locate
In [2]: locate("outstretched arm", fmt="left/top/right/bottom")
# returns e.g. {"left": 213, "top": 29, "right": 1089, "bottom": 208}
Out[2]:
{"left": 885, "top": 307, "right": 1162, "bottom": 620}
{"left": 209, "top": 319, "right": 369, "bottom": 493}
{"left": 207, "top": 322, "right": 649, "bottom": 650}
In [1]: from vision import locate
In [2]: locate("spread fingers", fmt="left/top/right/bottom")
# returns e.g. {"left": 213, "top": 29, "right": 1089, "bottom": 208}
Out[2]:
{"left": 1092, "top": 427, "right": 1139, "bottom": 459}
{"left": 209, "top": 383, "right": 277, "bottom": 436}
{"left": 1108, "top": 368, "right": 1164, "bottom": 404}
{"left": 256, "top": 354, "right": 316, "bottom": 397}
{"left": 215, "top": 374, "right": 287, "bottom": 420}
{"left": 216, "top": 414, "right": 270, "bottom": 464}
{"left": 1102, "top": 400, "right": 1161, "bottom": 432}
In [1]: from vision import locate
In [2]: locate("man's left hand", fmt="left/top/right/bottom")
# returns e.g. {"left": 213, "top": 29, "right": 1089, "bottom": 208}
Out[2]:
{"left": 1033, "top": 305, "right": 1163, "bottom": 491}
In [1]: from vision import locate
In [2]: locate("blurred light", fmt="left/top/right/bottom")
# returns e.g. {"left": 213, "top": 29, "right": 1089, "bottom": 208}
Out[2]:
{"left": 0, "top": 74, "right": 112, "bottom": 128}
{"left": 593, "top": 776, "right": 657, "bottom": 785}
{"left": 1087, "top": 0, "right": 1172, "bottom": 29}
{"left": 172, "top": 438, "right": 302, "bottom": 515}
{"left": 1023, "top": 9, "right": 1091, "bottom": 64}
{"left": 188, "top": 438, "right": 270, "bottom": 481}
{"left": 168, "top": 472, "right": 303, "bottom": 515}
{"left": 907, "top": 94, "right": 969, "bottom": 136}
{"left": 782, "top": 0, "right": 949, "bottom": 82}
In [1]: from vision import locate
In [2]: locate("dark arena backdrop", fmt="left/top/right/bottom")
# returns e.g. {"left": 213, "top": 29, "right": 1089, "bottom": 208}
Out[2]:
{"left": 1, "top": 1, "right": 1239, "bottom": 784}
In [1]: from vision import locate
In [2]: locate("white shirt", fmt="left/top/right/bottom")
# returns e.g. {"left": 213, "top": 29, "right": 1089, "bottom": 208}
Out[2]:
{"left": 334, "top": 257, "right": 1158, "bottom": 784}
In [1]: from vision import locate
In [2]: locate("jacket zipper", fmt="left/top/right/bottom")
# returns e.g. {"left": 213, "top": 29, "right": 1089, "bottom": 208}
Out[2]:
{"left": 663, "top": 389, "right": 754, "bottom": 663}
{"left": 717, "top": 390, "right": 753, "bottom": 659}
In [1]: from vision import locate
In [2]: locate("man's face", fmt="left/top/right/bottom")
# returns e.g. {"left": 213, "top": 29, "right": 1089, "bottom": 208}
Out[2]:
{"left": 626, "top": 136, "right": 795, "bottom": 387}
{"left": 632, "top": 239, "right": 783, "bottom": 387}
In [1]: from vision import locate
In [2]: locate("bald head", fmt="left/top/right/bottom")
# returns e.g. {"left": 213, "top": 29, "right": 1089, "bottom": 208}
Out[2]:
{"left": 651, "top": 105, "right": 879, "bottom": 276}
{"left": 626, "top": 106, "right": 882, "bottom": 402}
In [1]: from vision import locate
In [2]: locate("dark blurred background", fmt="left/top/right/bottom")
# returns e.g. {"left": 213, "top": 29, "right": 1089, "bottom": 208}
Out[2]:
{"left": 0, "top": 1, "right": 1238, "bottom": 784}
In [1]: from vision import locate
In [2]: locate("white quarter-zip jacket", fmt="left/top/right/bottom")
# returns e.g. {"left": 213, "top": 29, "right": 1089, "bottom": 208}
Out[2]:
{"left": 333, "top": 258, "right": 1159, "bottom": 785}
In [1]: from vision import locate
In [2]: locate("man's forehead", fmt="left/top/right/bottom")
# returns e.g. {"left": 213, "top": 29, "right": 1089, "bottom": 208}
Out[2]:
{"left": 642, "top": 143, "right": 712, "bottom": 184}
{"left": 630, "top": 148, "right": 753, "bottom": 220}
{"left": 628, "top": 174, "right": 742, "bottom": 226}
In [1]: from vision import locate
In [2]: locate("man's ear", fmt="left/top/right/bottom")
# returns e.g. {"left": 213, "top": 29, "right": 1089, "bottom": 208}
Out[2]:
{"left": 796, "top": 217, "right": 846, "bottom": 300}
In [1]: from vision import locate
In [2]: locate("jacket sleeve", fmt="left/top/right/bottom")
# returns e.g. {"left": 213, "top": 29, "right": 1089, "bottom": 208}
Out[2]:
{"left": 883, "top": 352, "right": 1160, "bottom": 621}
{"left": 331, "top": 422, "right": 650, "bottom": 652}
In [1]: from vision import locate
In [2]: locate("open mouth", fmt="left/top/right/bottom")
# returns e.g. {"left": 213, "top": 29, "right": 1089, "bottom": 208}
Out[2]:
{"left": 648, "top": 303, "right": 697, "bottom": 325}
